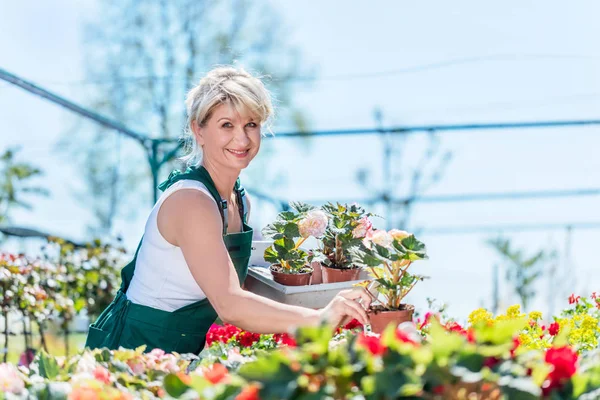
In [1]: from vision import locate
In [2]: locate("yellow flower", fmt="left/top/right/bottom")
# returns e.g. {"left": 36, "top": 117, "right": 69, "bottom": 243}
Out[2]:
{"left": 528, "top": 311, "right": 542, "bottom": 321}
{"left": 518, "top": 333, "right": 532, "bottom": 347}
{"left": 468, "top": 308, "right": 493, "bottom": 325}
{"left": 506, "top": 305, "right": 524, "bottom": 318}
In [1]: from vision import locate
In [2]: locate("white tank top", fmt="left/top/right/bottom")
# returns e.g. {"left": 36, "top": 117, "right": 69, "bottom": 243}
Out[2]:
{"left": 126, "top": 179, "right": 217, "bottom": 311}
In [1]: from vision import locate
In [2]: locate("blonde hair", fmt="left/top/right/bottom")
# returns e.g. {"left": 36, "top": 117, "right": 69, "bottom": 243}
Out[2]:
{"left": 181, "top": 66, "right": 274, "bottom": 166}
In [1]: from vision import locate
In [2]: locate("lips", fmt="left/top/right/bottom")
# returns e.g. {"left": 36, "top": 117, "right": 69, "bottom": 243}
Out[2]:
{"left": 226, "top": 149, "right": 250, "bottom": 158}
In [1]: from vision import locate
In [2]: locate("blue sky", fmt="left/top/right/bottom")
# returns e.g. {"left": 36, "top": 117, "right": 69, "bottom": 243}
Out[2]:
{"left": 1, "top": 0, "right": 599, "bottom": 319}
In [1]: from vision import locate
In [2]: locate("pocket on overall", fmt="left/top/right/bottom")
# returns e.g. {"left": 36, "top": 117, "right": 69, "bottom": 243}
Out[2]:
{"left": 85, "top": 326, "right": 110, "bottom": 349}
{"left": 173, "top": 332, "right": 206, "bottom": 355}
{"left": 119, "top": 317, "right": 182, "bottom": 353}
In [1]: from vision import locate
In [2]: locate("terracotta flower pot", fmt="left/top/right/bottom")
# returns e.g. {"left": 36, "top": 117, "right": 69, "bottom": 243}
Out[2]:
{"left": 310, "top": 261, "right": 323, "bottom": 285}
{"left": 367, "top": 304, "right": 415, "bottom": 334}
{"left": 321, "top": 264, "right": 361, "bottom": 283}
{"left": 270, "top": 264, "right": 313, "bottom": 286}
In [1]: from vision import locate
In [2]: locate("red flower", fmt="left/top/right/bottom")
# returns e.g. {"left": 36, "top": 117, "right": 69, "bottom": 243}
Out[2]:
{"left": 510, "top": 337, "right": 520, "bottom": 358}
{"left": 444, "top": 321, "right": 465, "bottom": 333}
{"left": 357, "top": 333, "right": 386, "bottom": 356}
{"left": 343, "top": 318, "right": 363, "bottom": 330}
{"left": 592, "top": 292, "right": 597, "bottom": 300}
{"left": 483, "top": 357, "right": 500, "bottom": 369}
{"left": 548, "top": 322, "right": 560, "bottom": 336}
{"left": 202, "top": 363, "right": 229, "bottom": 384}
{"left": 568, "top": 294, "right": 580, "bottom": 304}
{"left": 542, "top": 346, "right": 578, "bottom": 395}
{"left": 419, "top": 312, "right": 435, "bottom": 329}
{"left": 274, "top": 333, "right": 296, "bottom": 347}
{"left": 238, "top": 331, "right": 259, "bottom": 347}
{"left": 395, "top": 329, "right": 419, "bottom": 346}
{"left": 236, "top": 384, "right": 261, "bottom": 400}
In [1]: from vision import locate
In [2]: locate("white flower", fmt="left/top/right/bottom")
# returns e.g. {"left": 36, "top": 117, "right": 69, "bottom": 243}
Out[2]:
{"left": 75, "top": 352, "right": 98, "bottom": 374}
{"left": 388, "top": 229, "right": 410, "bottom": 242}
{"left": 0, "top": 363, "right": 25, "bottom": 394}
{"left": 352, "top": 217, "right": 373, "bottom": 239}
{"left": 370, "top": 230, "right": 393, "bottom": 248}
{"left": 298, "top": 210, "right": 329, "bottom": 238}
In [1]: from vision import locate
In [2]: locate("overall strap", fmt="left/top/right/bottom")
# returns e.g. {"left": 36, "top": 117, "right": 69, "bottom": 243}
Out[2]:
{"left": 158, "top": 167, "right": 247, "bottom": 234}
{"left": 234, "top": 180, "right": 248, "bottom": 224}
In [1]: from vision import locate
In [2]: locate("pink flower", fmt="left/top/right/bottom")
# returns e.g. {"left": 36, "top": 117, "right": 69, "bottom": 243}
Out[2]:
{"left": 352, "top": 217, "right": 373, "bottom": 238}
{"left": 127, "top": 359, "right": 145, "bottom": 375}
{"left": 568, "top": 294, "right": 580, "bottom": 304}
{"left": 388, "top": 229, "right": 410, "bottom": 242}
{"left": 148, "top": 348, "right": 166, "bottom": 358}
{"left": 370, "top": 230, "right": 393, "bottom": 248}
{"left": 298, "top": 210, "right": 328, "bottom": 238}
{"left": 0, "top": 363, "right": 25, "bottom": 394}
{"left": 93, "top": 366, "right": 111, "bottom": 384}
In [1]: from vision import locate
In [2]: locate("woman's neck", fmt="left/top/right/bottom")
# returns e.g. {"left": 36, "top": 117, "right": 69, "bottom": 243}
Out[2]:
{"left": 201, "top": 160, "right": 239, "bottom": 200}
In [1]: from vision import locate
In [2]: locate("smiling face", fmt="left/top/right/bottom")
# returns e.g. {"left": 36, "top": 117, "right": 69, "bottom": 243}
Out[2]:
{"left": 192, "top": 102, "right": 262, "bottom": 172}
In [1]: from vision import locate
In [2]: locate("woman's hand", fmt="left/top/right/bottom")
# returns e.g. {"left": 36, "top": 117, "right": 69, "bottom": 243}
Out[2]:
{"left": 319, "top": 287, "right": 374, "bottom": 327}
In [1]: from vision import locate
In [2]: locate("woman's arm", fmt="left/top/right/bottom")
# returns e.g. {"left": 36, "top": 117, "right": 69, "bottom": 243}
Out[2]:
{"left": 158, "top": 190, "right": 371, "bottom": 334}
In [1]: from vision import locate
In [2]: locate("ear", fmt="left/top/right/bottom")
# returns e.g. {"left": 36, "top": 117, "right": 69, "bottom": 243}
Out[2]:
{"left": 191, "top": 120, "right": 205, "bottom": 147}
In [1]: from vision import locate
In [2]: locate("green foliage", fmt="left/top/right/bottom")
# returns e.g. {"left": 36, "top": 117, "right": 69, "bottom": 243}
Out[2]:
{"left": 262, "top": 202, "right": 315, "bottom": 273}
{"left": 316, "top": 202, "right": 375, "bottom": 269}
{"left": 352, "top": 233, "right": 428, "bottom": 310}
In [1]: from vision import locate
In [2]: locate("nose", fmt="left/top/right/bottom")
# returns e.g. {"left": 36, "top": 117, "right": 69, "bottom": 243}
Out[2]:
{"left": 233, "top": 125, "right": 251, "bottom": 146}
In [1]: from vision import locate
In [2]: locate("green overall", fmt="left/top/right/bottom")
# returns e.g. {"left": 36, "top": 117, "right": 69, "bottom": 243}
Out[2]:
{"left": 84, "top": 166, "right": 253, "bottom": 354}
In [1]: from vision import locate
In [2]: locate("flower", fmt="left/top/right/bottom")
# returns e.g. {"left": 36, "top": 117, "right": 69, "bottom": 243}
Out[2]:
{"left": 236, "top": 384, "right": 261, "bottom": 400}
{"left": 528, "top": 311, "right": 542, "bottom": 321}
{"left": 352, "top": 217, "right": 373, "bottom": 239}
{"left": 369, "top": 230, "right": 393, "bottom": 248}
{"left": 76, "top": 353, "right": 98, "bottom": 375}
{"left": 543, "top": 346, "right": 578, "bottom": 395}
{"left": 93, "top": 366, "right": 111, "bottom": 385}
{"left": 200, "top": 363, "right": 229, "bottom": 384}
{"left": 357, "top": 333, "right": 386, "bottom": 355}
{"left": 343, "top": 318, "right": 363, "bottom": 331}
{"left": 388, "top": 229, "right": 410, "bottom": 242}
{"left": 0, "top": 363, "right": 25, "bottom": 394}
{"left": 238, "top": 331, "right": 260, "bottom": 347}
{"left": 274, "top": 333, "right": 297, "bottom": 347}
{"left": 396, "top": 325, "right": 421, "bottom": 346}
{"left": 298, "top": 210, "right": 328, "bottom": 238}
{"left": 548, "top": 322, "right": 560, "bottom": 336}
{"left": 468, "top": 308, "right": 493, "bottom": 325}
{"left": 568, "top": 294, "right": 580, "bottom": 304}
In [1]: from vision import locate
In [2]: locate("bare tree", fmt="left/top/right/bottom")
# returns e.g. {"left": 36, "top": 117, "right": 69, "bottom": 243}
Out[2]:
{"left": 487, "top": 237, "right": 557, "bottom": 312}
{"left": 356, "top": 110, "right": 452, "bottom": 229}
{"left": 62, "top": 0, "right": 312, "bottom": 236}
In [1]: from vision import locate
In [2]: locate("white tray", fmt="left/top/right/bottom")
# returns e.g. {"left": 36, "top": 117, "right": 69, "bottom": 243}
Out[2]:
{"left": 244, "top": 265, "right": 369, "bottom": 309}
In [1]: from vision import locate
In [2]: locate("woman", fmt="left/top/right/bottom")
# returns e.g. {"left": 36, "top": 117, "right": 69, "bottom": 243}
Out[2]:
{"left": 85, "top": 66, "right": 372, "bottom": 355}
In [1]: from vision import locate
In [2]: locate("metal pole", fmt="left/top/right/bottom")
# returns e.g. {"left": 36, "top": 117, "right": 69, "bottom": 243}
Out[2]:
{"left": 149, "top": 141, "right": 160, "bottom": 203}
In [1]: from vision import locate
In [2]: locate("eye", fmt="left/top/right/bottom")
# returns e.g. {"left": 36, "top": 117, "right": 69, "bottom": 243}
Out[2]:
{"left": 222, "top": 122, "right": 233, "bottom": 128}
{"left": 246, "top": 122, "right": 258, "bottom": 128}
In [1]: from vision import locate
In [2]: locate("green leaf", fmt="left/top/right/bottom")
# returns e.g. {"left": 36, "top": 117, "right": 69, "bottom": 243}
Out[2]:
{"left": 283, "top": 222, "right": 300, "bottom": 239}
{"left": 164, "top": 373, "right": 190, "bottom": 398}
{"left": 428, "top": 321, "right": 465, "bottom": 360}
{"left": 38, "top": 352, "right": 60, "bottom": 379}
{"left": 238, "top": 353, "right": 299, "bottom": 400}
{"left": 264, "top": 246, "right": 280, "bottom": 264}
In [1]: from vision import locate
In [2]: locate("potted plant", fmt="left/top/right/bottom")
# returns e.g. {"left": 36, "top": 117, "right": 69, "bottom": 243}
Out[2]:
{"left": 352, "top": 229, "right": 428, "bottom": 333}
{"left": 313, "top": 202, "right": 375, "bottom": 283}
{"left": 262, "top": 202, "right": 328, "bottom": 286}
